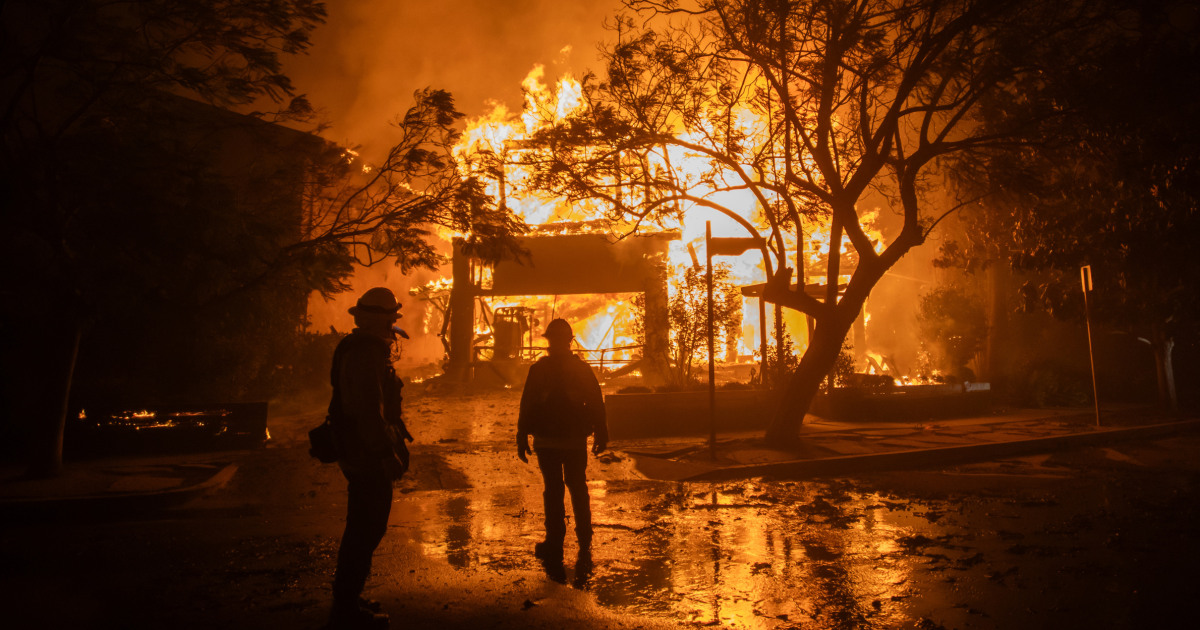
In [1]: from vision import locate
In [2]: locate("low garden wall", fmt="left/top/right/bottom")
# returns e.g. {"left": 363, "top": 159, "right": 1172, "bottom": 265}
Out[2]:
{"left": 605, "top": 383, "right": 994, "bottom": 439}
{"left": 605, "top": 389, "right": 773, "bottom": 439}
{"left": 813, "top": 383, "right": 993, "bottom": 422}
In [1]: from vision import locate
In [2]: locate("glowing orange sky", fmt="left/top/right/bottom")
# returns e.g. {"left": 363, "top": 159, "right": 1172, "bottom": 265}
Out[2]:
{"left": 286, "top": 0, "right": 623, "bottom": 158}
{"left": 292, "top": 0, "right": 940, "bottom": 376}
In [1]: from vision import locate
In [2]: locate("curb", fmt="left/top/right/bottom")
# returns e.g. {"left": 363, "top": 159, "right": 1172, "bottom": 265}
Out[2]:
{"left": 678, "top": 419, "right": 1200, "bottom": 482}
{"left": 0, "top": 463, "right": 239, "bottom": 520}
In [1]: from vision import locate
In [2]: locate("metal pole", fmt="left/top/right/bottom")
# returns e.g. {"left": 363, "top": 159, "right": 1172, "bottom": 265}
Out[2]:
{"left": 775, "top": 303, "right": 784, "bottom": 382}
{"left": 758, "top": 293, "right": 767, "bottom": 387}
{"left": 1081, "top": 265, "right": 1100, "bottom": 427}
{"left": 707, "top": 222, "right": 717, "bottom": 458}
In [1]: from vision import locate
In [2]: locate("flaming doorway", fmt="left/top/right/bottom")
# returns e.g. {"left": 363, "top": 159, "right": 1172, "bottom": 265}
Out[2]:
{"left": 446, "top": 231, "right": 679, "bottom": 386}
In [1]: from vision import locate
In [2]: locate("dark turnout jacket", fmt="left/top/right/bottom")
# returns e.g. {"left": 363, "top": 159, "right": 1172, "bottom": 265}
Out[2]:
{"left": 329, "top": 328, "right": 410, "bottom": 476}
{"left": 518, "top": 352, "right": 608, "bottom": 450}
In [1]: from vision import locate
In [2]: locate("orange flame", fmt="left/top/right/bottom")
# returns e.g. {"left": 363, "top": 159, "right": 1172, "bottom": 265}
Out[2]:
{"left": 448, "top": 64, "right": 893, "bottom": 369}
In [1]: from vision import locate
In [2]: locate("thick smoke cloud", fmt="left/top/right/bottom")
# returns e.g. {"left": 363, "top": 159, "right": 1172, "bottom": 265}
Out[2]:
{"left": 290, "top": 0, "right": 944, "bottom": 378}
{"left": 288, "top": 0, "right": 622, "bottom": 158}
{"left": 290, "top": 0, "right": 622, "bottom": 362}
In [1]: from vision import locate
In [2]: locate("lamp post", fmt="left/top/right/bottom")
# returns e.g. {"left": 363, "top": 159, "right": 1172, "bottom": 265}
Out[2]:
{"left": 707, "top": 223, "right": 715, "bottom": 457}
{"left": 706, "top": 223, "right": 766, "bottom": 457}
{"left": 1081, "top": 265, "right": 1100, "bottom": 427}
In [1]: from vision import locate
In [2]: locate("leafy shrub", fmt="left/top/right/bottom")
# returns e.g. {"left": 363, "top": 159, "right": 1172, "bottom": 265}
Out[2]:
{"left": 1012, "top": 359, "right": 1092, "bottom": 407}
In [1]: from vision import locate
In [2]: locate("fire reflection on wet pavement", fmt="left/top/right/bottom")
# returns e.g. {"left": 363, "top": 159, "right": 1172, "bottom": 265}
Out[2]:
{"left": 374, "top": 391, "right": 1194, "bottom": 629}
{"left": 391, "top": 478, "right": 1004, "bottom": 629}
{"left": 4, "top": 396, "right": 1197, "bottom": 629}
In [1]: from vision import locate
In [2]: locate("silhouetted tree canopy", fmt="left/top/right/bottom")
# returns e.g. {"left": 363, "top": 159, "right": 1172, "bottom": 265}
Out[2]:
{"left": 0, "top": 1, "right": 524, "bottom": 474}
{"left": 943, "top": 0, "right": 1200, "bottom": 410}
{"left": 917, "top": 284, "right": 986, "bottom": 380}
{"left": 1, "top": 0, "right": 333, "bottom": 475}
{"left": 517, "top": 0, "right": 1092, "bottom": 439}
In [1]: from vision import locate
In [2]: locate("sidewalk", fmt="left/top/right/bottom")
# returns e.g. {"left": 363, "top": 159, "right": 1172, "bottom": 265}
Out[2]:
{"left": 0, "top": 452, "right": 239, "bottom": 519}
{"left": 2, "top": 407, "right": 1197, "bottom": 516}
{"left": 623, "top": 407, "right": 1200, "bottom": 481}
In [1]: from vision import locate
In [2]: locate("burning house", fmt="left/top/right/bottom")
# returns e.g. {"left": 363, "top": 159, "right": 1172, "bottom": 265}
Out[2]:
{"left": 444, "top": 230, "right": 679, "bottom": 386}
{"left": 403, "top": 64, "right": 931, "bottom": 399}
{"left": 305, "top": 58, "right": 1006, "bottom": 433}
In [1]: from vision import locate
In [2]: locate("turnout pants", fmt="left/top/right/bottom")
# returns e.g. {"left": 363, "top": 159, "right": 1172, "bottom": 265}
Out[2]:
{"left": 535, "top": 447, "right": 592, "bottom": 545}
{"left": 333, "top": 468, "right": 393, "bottom": 604}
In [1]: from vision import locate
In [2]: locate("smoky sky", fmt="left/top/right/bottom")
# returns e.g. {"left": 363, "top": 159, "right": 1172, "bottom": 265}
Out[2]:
{"left": 292, "top": 0, "right": 942, "bottom": 374}
{"left": 292, "top": 1, "right": 622, "bottom": 346}
{"left": 287, "top": 0, "right": 624, "bottom": 157}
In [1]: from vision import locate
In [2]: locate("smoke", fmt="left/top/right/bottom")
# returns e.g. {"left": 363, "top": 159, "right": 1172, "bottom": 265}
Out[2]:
{"left": 858, "top": 187, "right": 961, "bottom": 379}
{"left": 291, "top": 0, "right": 623, "bottom": 363}
{"left": 289, "top": 0, "right": 951, "bottom": 378}
{"left": 287, "top": 0, "right": 623, "bottom": 159}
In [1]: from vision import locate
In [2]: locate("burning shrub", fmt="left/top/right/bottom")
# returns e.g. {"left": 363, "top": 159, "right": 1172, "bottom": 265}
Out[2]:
{"left": 635, "top": 262, "right": 740, "bottom": 387}
{"left": 755, "top": 332, "right": 801, "bottom": 388}
{"left": 823, "top": 343, "right": 858, "bottom": 393}
{"left": 843, "top": 373, "right": 895, "bottom": 392}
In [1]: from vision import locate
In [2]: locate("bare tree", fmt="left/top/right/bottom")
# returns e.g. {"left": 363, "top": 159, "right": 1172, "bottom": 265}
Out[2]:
{"left": 633, "top": 262, "right": 742, "bottom": 385}
{"left": 520, "top": 0, "right": 1081, "bottom": 440}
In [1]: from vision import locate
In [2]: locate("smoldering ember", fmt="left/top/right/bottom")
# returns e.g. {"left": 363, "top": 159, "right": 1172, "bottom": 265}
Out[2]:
{"left": 2, "top": 1, "right": 1199, "bottom": 629}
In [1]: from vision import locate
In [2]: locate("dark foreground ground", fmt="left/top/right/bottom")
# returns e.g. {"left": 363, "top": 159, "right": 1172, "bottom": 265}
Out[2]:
{"left": 2, "top": 389, "right": 1199, "bottom": 629}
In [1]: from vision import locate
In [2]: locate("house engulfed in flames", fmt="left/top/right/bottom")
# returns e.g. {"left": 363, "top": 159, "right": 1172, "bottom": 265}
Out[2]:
{"left": 422, "top": 65, "right": 913, "bottom": 389}
{"left": 444, "top": 229, "right": 679, "bottom": 386}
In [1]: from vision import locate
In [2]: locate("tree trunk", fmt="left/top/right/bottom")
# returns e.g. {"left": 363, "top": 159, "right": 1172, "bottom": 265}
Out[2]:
{"left": 766, "top": 312, "right": 856, "bottom": 442}
{"left": 1151, "top": 324, "right": 1178, "bottom": 414}
{"left": 641, "top": 259, "right": 672, "bottom": 387}
{"left": 983, "top": 260, "right": 1011, "bottom": 389}
{"left": 26, "top": 322, "right": 81, "bottom": 479}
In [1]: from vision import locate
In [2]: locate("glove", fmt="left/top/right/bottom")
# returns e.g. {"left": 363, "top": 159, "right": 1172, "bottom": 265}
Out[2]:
{"left": 388, "top": 419, "right": 415, "bottom": 444}
{"left": 383, "top": 441, "right": 409, "bottom": 480}
{"left": 517, "top": 434, "right": 531, "bottom": 463}
{"left": 394, "top": 439, "right": 410, "bottom": 472}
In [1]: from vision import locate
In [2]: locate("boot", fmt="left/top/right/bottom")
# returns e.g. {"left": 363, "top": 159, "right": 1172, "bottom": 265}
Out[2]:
{"left": 542, "top": 559, "right": 567, "bottom": 584}
{"left": 327, "top": 598, "right": 389, "bottom": 629}
{"left": 534, "top": 539, "right": 563, "bottom": 563}
{"left": 573, "top": 546, "right": 594, "bottom": 589}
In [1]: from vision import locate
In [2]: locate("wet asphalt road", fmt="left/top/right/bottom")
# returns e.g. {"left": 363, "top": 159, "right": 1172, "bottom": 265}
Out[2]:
{"left": 2, "top": 388, "right": 1199, "bottom": 629}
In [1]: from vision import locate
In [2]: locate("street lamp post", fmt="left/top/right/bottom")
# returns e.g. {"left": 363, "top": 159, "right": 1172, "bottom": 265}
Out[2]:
{"left": 706, "top": 224, "right": 766, "bottom": 458}
{"left": 1081, "top": 265, "right": 1100, "bottom": 427}
{"left": 706, "top": 223, "right": 716, "bottom": 458}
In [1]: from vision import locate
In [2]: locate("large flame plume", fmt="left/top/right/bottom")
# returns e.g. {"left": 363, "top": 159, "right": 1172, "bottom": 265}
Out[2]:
{"left": 452, "top": 65, "right": 891, "bottom": 373}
